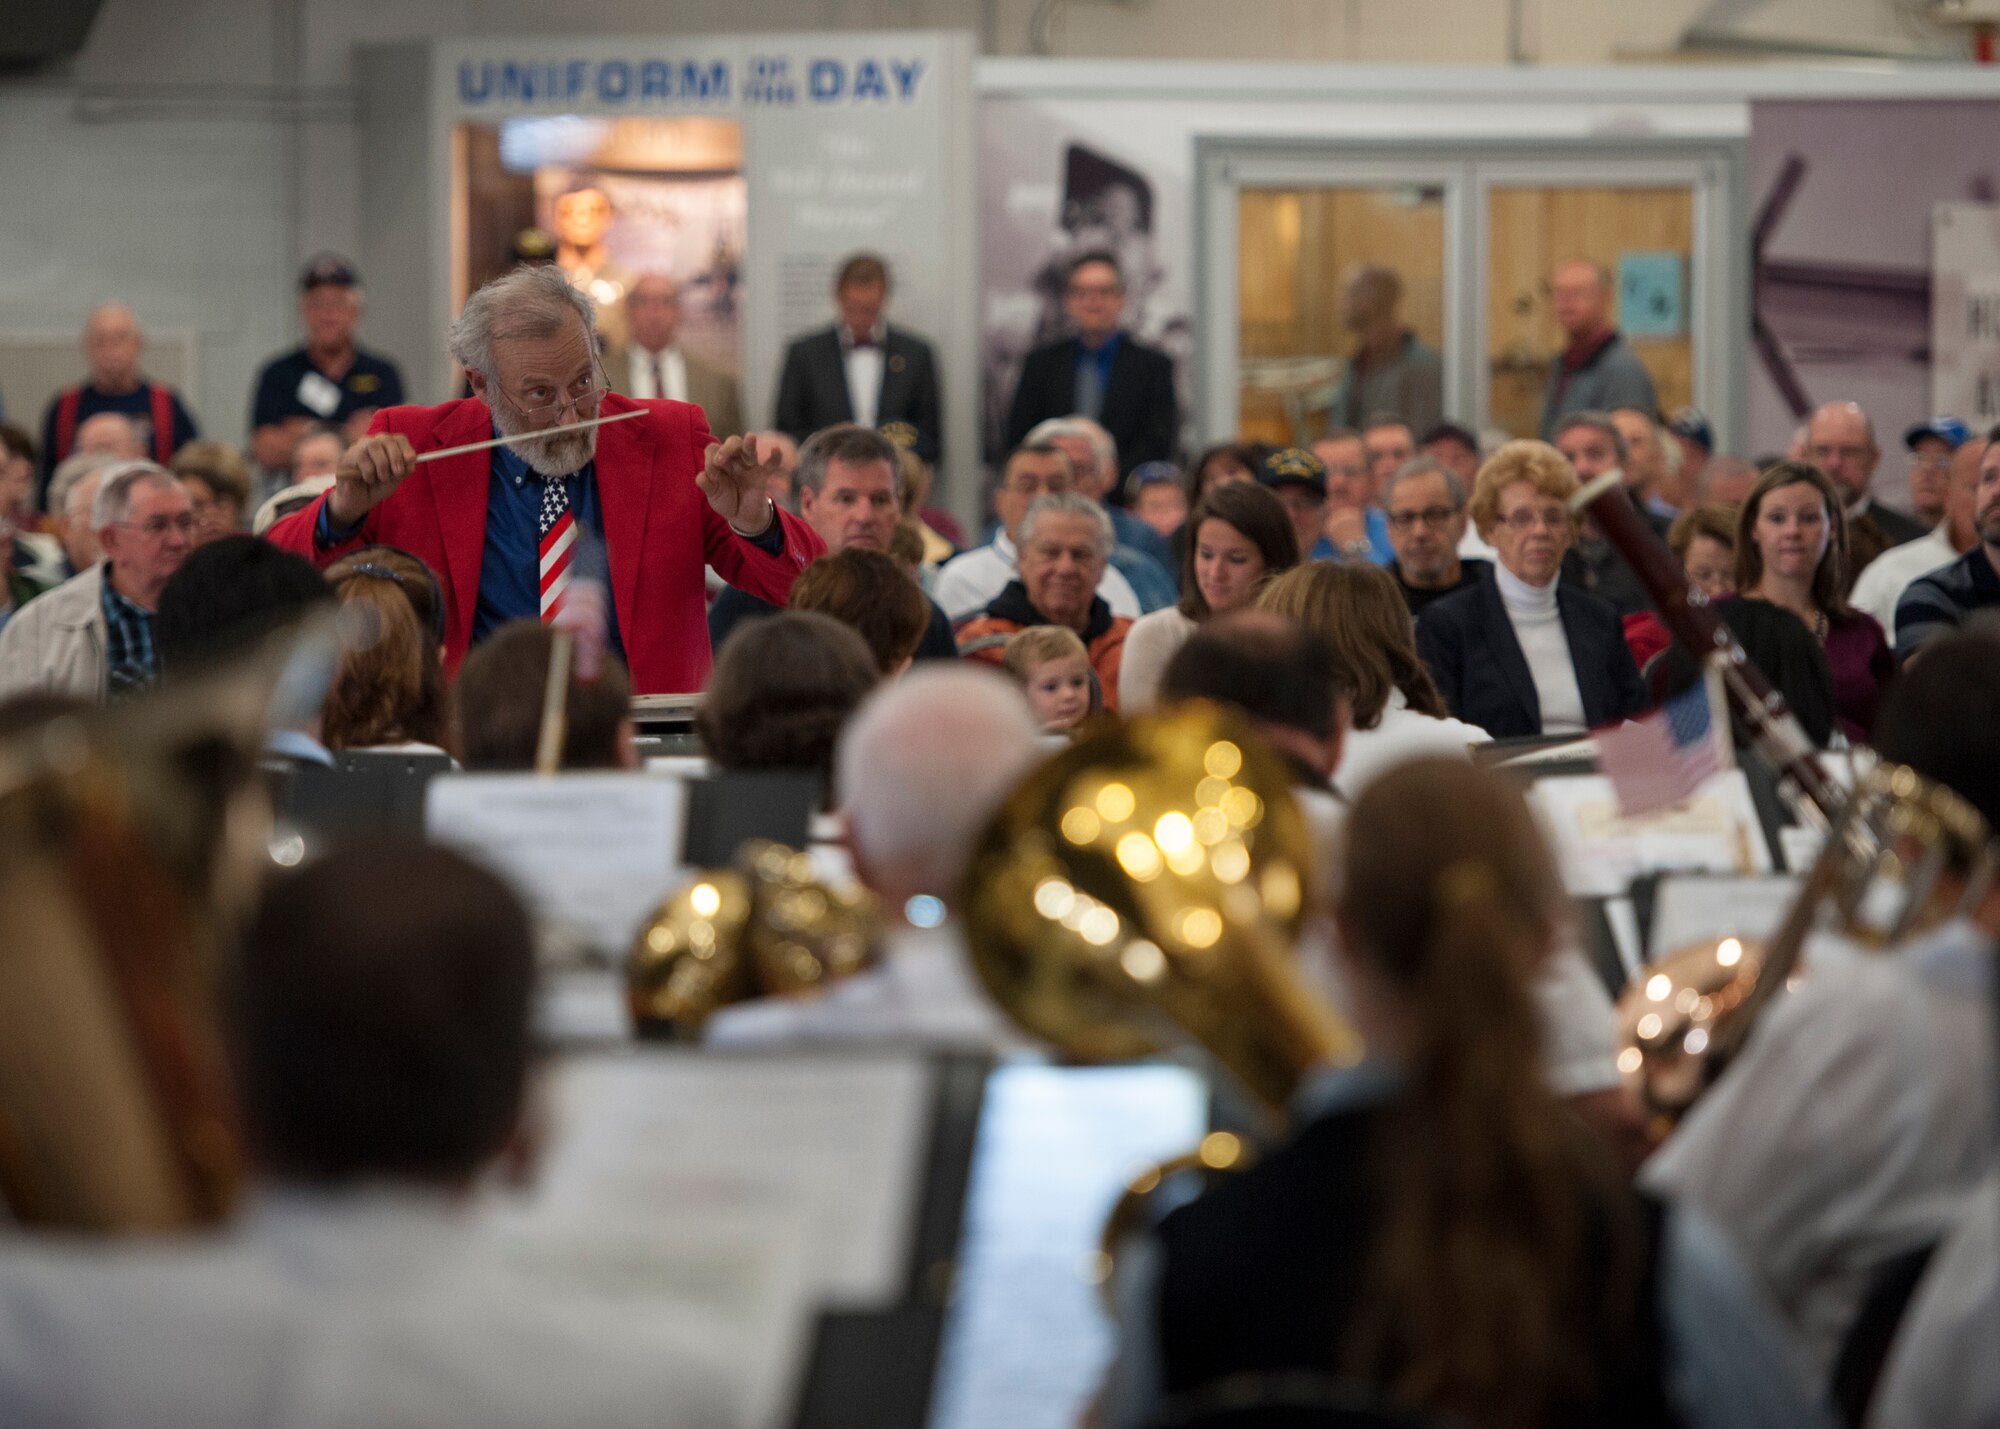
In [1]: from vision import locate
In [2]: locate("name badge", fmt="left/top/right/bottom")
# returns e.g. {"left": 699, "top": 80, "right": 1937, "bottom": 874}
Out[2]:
{"left": 296, "top": 370, "right": 342, "bottom": 418}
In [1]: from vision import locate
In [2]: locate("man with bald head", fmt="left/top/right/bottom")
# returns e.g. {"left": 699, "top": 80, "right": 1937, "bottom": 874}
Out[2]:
{"left": 1806, "top": 401, "right": 1929, "bottom": 562}
{"left": 1330, "top": 264, "right": 1442, "bottom": 435}
{"left": 1540, "top": 259, "right": 1657, "bottom": 438}
{"left": 38, "top": 304, "right": 199, "bottom": 496}
{"left": 601, "top": 273, "right": 743, "bottom": 438}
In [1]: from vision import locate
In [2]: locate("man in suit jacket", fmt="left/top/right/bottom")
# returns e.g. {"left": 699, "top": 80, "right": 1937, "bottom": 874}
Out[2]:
{"left": 265, "top": 265, "right": 821, "bottom": 695}
{"left": 773, "top": 253, "right": 942, "bottom": 462}
{"left": 1805, "top": 402, "right": 1931, "bottom": 591}
{"left": 601, "top": 273, "right": 743, "bottom": 439}
{"left": 1006, "top": 250, "right": 1177, "bottom": 476}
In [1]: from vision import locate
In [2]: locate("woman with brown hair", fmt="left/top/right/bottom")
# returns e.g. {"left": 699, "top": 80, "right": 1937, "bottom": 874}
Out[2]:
{"left": 1259, "top": 561, "right": 1489, "bottom": 791}
{"left": 1731, "top": 461, "right": 1892, "bottom": 743}
{"left": 320, "top": 546, "right": 448, "bottom": 754}
{"left": 1118, "top": 481, "right": 1299, "bottom": 713}
{"left": 1109, "top": 758, "right": 1827, "bottom": 1429}
{"left": 698, "top": 612, "right": 880, "bottom": 808}
{"left": 787, "top": 547, "right": 931, "bottom": 677}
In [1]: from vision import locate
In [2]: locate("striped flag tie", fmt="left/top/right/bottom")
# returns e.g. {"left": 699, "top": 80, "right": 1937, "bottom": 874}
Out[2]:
{"left": 537, "top": 477, "right": 577, "bottom": 622}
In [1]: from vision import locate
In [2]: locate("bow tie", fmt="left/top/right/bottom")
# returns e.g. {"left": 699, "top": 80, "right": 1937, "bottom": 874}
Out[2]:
{"left": 848, "top": 335, "right": 880, "bottom": 350}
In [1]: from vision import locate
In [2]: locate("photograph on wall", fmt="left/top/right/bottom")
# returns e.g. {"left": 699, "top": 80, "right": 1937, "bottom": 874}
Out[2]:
{"left": 1748, "top": 99, "right": 2000, "bottom": 472}
{"left": 978, "top": 98, "right": 1193, "bottom": 469}
{"left": 457, "top": 115, "right": 747, "bottom": 376}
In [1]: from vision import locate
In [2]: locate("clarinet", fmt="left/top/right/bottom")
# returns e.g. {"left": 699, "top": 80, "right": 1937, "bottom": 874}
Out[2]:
{"left": 1566, "top": 472, "right": 1844, "bottom": 821}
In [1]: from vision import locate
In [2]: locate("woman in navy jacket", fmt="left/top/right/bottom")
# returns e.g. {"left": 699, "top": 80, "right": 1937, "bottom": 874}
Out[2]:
{"left": 1415, "top": 440, "right": 1646, "bottom": 738}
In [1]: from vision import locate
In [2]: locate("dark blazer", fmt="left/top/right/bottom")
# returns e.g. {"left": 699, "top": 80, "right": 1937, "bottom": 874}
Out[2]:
{"left": 1415, "top": 571, "right": 1648, "bottom": 738}
{"left": 773, "top": 325, "right": 942, "bottom": 462}
{"left": 1004, "top": 331, "right": 1177, "bottom": 473}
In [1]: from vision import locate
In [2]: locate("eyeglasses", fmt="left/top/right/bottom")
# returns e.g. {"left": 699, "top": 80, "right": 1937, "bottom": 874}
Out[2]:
{"left": 1007, "top": 474, "right": 1074, "bottom": 497}
{"left": 116, "top": 514, "right": 196, "bottom": 539}
{"left": 1387, "top": 505, "right": 1460, "bottom": 532}
{"left": 1499, "top": 506, "right": 1570, "bottom": 533}
{"left": 508, "top": 362, "right": 608, "bottom": 425}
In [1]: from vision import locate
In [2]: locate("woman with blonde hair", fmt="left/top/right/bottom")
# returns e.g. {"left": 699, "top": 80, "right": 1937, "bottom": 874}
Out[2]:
{"left": 1414, "top": 440, "right": 1646, "bottom": 737}
{"left": 1109, "top": 758, "right": 1827, "bottom": 1429}
{"left": 320, "top": 546, "right": 449, "bottom": 755}
{"left": 1258, "top": 561, "right": 1489, "bottom": 791}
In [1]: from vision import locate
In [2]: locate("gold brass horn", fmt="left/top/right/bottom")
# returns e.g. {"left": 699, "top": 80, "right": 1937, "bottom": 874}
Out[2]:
{"left": 1616, "top": 759, "right": 1995, "bottom": 1130}
{"left": 959, "top": 701, "right": 1360, "bottom": 1115}
{"left": 627, "top": 839, "right": 882, "bottom": 1038}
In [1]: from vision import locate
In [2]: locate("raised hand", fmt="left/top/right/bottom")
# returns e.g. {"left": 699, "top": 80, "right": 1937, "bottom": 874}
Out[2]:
{"left": 328, "top": 433, "right": 417, "bottom": 529}
{"left": 698, "top": 434, "right": 783, "bottom": 535}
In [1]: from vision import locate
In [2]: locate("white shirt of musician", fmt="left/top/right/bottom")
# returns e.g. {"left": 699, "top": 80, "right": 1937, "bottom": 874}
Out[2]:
{"left": 840, "top": 325, "right": 885, "bottom": 429}
{"left": 627, "top": 346, "right": 688, "bottom": 404}
{"left": 1642, "top": 916, "right": 1997, "bottom": 1381}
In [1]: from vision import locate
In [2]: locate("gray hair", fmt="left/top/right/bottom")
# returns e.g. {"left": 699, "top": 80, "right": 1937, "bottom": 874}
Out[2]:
{"left": 1552, "top": 410, "right": 1628, "bottom": 466}
{"left": 48, "top": 452, "right": 118, "bottom": 518}
{"left": 793, "top": 423, "right": 901, "bottom": 499}
{"left": 1018, "top": 491, "right": 1115, "bottom": 559}
{"left": 447, "top": 264, "right": 598, "bottom": 379}
{"left": 91, "top": 460, "right": 180, "bottom": 530}
{"left": 836, "top": 665, "right": 1042, "bottom": 902}
{"left": 1383, "top": 455, "right": 1466, "bottom": 509}
{"left": 1025, "top": 415, "right": 1118, "bottom": 483}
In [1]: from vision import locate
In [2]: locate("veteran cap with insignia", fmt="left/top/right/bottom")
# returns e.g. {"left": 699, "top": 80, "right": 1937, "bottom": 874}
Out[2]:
{"left": 300, "top": 252, "right": 359, "bottom": 291}
{"left": 1257, "top": 445, "right": 1326, "bottom": 498}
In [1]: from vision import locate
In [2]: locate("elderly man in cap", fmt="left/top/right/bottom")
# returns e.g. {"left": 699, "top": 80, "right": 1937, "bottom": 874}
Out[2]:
{"left": 265, "top": 263, "right": 821, "bottom": 695}
{"left": 249, "top": 254, "right": 408, "bottom": 480}
{"left": 1903, "top": 416, "right": 1969, "bottom": 530}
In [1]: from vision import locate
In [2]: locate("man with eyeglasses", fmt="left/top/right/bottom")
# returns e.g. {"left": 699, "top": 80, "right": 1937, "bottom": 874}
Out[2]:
{"left": 1383, "top": 457, "right": 1490, "bottom": 616}
{"left": 0, "top": 460, "right": 193, "bottom": 701}
{"left": 264, "top": 265, "right": 824, "bottom": 694}
{"left": 1806, "top": 402, "right": 1929, "bottom": 589}
{"left": 1005, "top": 251, "right": 1178, "bottom": 476}
{"left": 933, "top": 442, "right": 1141, "bottom": 622}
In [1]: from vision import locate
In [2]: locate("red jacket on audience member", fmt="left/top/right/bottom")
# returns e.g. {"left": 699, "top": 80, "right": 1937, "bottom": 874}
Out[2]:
{"left": 265, "top": 394, "right": 824, "bottom": 694}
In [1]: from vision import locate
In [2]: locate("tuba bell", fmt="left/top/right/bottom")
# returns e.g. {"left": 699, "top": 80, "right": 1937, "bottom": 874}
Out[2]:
{"left": 626, "top": 839, "right": 882, "bottom": 1038}
{"left": 959, "top": 700, "right": 1360, "bottom": 1116}
{"left": 1616, "top": 759, "right": 1995, "bottom": 1131}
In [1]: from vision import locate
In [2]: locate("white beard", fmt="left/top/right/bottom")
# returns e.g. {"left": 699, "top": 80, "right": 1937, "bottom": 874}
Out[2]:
{"left": 491, "top": 397, "right": 599, "bottom": 478}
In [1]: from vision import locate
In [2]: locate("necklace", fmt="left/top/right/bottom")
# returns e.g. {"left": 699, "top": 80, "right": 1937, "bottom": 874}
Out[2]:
{"left": 1811, "top": 609, "right": 1828, "bottom": 643}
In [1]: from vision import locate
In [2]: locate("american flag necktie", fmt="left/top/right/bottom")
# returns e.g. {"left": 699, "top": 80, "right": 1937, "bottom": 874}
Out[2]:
{"left": 537, "top": 476, "right": 576, "bottom": 622}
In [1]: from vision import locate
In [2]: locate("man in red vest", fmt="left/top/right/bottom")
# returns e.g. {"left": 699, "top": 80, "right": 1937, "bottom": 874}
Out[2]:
{"left": 265, "top": 264, "right": 820, "bottom": 695}
{"left": 38, "top": 304, "right": 198, "bottom": 501}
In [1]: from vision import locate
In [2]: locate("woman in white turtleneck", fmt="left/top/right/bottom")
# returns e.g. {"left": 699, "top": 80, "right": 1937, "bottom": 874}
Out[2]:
{"left": 1413, "top": 440, "right": 1646, "bottom": 739}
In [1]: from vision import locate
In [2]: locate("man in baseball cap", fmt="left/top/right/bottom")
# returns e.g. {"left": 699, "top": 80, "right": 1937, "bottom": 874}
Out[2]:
{"left": 1258, "top": 446, "right": 1331, "bottom": 561}
{"left": 1904, "top": 416, "right": 1971, "bottom": 528}
{"left": 247, "top": 252, "right": 408, "bottom": 486}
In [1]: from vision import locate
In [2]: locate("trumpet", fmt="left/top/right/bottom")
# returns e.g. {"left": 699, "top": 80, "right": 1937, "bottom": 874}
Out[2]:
{"left": 626, "top": 840, "right": 882, "bottom": 1037}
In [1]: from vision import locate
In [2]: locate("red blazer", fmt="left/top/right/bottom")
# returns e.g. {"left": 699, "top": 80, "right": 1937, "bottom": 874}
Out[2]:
{"left": 265, "top": 394, "right": 824, "bottom": 693}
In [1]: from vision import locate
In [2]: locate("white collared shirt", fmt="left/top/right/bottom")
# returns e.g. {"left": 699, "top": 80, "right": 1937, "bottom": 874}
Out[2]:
{"left": 840, "top": 325, "right": 885, "bottom": 428}
{"left": 1848, "top": 521, "right": 1959, "bottom": 641}
{"left": 627, "top": 345, "right": 688, "bottom": 403}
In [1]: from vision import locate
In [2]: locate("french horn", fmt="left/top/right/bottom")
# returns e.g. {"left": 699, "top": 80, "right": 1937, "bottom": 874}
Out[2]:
{"left": 626, "top": 839, "right": 882, "bottom": 1037}
{"left": 1617, "top": 759, "right": 1995, "bottom": 1131}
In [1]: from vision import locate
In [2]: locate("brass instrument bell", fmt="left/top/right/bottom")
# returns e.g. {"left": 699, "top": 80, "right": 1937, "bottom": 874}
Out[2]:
{"left": 627, "top": 840, "right": 881, "bottom": 1038}
{"left": 959, "top": 701, "right": 1360, "bottom": 1114}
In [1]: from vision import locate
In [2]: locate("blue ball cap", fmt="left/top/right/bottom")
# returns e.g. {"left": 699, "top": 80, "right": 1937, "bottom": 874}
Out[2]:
{"left": 1904, "top": 416, "right": 1971, "bottom": 451}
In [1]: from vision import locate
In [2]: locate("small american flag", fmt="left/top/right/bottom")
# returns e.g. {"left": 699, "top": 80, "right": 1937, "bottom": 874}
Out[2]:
{"left": 1594, "top": 665, "right": 1730, "bottom": 817}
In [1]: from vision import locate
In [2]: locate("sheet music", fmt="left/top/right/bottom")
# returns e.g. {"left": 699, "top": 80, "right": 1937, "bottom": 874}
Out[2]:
{"left": 1648, "top": 873, "right": 1801, "bottom": 961}
{"left": 425, "top": 772, "right": 689, "bottom": 964}
{"left": 487, "top": 1051, "right": 941, "bottom": 1428}
{"left": 1530, "top": 769, "right": 1771, "bottom": 898}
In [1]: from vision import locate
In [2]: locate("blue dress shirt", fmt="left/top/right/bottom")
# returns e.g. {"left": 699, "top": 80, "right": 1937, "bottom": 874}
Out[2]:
{"left": 1309, "top": 506, "right": 1394, "bottom": 566}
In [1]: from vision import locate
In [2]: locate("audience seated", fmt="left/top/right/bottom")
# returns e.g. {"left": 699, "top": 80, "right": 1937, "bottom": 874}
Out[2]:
{"left": 44, "top": 453, "right": 113, "bottom": 579}
{"left": 1300, "top": 432, "right": 1392, "bottom": 564}
{"left": 72, "top": 411, "right": 145, "bottom": 463}
{"left": 1415, "top": 440, "right": 1646, "bottom": 738}
{"left": 1360, "top": 416, "right": 1416, "bottom": 494}
{"left": 1551, "top": 410, "right": 1656, "bottom": 616}
{"left": 1022, "top": 416, "right": 1177, "bottom": 608}
{"left": 1259, "top": 561, "right": 1491, "bottom": 791}
{"left": 1804, "top": 401, "right": 1929, "bottom": 575}
{"left": 1123, "top": 461, "right": 1187, "bottom": 542}
{"left": 1382, "top": 455, "right": 1490, "bottom": 615}
{"left": 1895, "top": 427, "right": 2000, "bottom": 660}
{"left": 1728, "top": 461, "right": 1892, "bottom": 743}
{"left": 0, "top": 844, "right": 738, "bottom": 1428}
{"left": 454, "top": 619, "right": 635, "bottom": 772}
{"left": 1002, "top": 624, "right": 1099, "bottom": 733}
{"left": 1103, "top": 757, "right": 1824, "bottom": 1429}
{"left": 321, "top": 546, "right": 449, "bottom": 755}
{"left": 1644, "top": 626, "right": 2000, "bottom": 1388}
{"left": 696, "top": 610, "right": 878, "bottom": 802}
{"left": 934, "top": 441, "right": 1142, "bottom": 620}
{"left": 787, "top": 546, "right": 931, "bottom": 676}
{"left": 169, "top": 440, "right": 253, "bottom": 543}
{"left": 1851, "top": 429, "right": 1982, "bottom": 642}
{"left": 1188, "top": 441, "right": 1259, "bottom": 505}
{"left": 1120, "top": 480, "right": 1298, "bottom": 714}
{"left": 0, "top": 461, "right": 194, "bottom": 702}
{"left": 705, "top": 665, "right": 1043, "bottom": 1049}
{"left": 956, "top": 492, "right": 1133, "bottom": 709}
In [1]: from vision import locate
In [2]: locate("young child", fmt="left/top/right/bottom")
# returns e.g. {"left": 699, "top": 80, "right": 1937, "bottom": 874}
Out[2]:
{"left": 1003, "top": 625, "right": 1098, "bottom": 733}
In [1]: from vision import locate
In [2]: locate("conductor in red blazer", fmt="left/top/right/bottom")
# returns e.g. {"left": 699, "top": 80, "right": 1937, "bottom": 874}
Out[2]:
{"left": 266, "top": 265, "right": 821, "bottom": 694}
